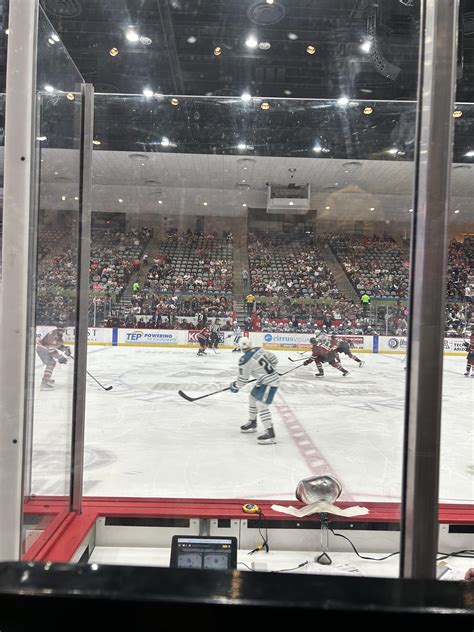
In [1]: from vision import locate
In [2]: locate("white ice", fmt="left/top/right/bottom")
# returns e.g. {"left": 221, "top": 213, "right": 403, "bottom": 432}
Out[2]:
{"left": 31, "top": 347, "right": 473, "bottom": 503}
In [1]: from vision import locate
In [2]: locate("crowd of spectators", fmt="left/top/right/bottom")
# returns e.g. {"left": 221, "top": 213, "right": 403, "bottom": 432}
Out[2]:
{"left": 36, "top": 227, "right": 152, "bottom": 325}
{"left": 446, "top": 238, "right": 473, "bottom": 301}
{"left": 248, "top": 232, "right": 341, "bottom": 299}
{"left": 139, "top": 231, "right": 233, "bottom": 295}
{"left": 328, "top": 234, "right": 409, "bottom": 299}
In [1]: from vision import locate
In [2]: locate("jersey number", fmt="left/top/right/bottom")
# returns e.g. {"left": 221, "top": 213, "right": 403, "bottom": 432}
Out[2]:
{"left": 258, "top": 357, "right": 274, "bottom": 374}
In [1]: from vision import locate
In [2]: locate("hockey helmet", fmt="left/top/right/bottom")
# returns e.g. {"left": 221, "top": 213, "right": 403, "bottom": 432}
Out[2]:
{"left": 239, "top": 336, "right": 251, "bottom": 351}
{"left": 309, "top": 337, "right": 317, "bottom": 344}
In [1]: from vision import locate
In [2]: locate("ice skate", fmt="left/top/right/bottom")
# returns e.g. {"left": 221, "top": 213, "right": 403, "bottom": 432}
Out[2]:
{"left": 40, "top": 381, "right": 54, "bottom": 391}
{"left": 359, "top": 361, "right": 365, "bottom": 368}
{"left": 257, "top": 427, "right": 276, "bottom": 445}
{"left": 240, "top": 420, "right": 257, "bottom": 433}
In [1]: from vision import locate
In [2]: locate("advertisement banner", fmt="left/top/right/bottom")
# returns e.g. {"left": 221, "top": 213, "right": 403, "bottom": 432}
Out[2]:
{"left": 36, "top": 326, "right": 110, "bottom": 345}
{"left": 378, "top": 336, "right": 466, "bottom": 355}
{"left": 188, "top": 330, "right": 225, "bottom": 344}
{"left": 122, "top": 329, "right": 177, "bottom": 345}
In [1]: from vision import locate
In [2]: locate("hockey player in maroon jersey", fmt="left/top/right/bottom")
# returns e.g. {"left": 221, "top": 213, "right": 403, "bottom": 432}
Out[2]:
{"left": 196, "top": 326, "right": 210, "bottom": 356}
{"left": 330, "top": 334, "right": 365, "bottom": 368}
{"left": 36, "top": 326, "right": 71, "bottom": 390}
{"left": 463, "top": 331, "right": 474, "bottom": 376}
{"left": 303, "top": 334, "right": 349, "bottom": 377}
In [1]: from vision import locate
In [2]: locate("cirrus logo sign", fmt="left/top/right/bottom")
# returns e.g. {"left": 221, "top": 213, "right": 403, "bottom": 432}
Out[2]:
{"left": 264, "top": 334, "right": 273, "bottom": 342}
{"left": 388, "top": 338, "right": 399, "bottom": 349}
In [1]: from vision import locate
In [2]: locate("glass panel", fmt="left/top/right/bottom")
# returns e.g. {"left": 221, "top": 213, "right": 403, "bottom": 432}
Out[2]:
{"left": 43, "top": 0, "right": 426, "bottom": 575}
{"left": 22, "top": 6, "right": 84, "bottom": 556}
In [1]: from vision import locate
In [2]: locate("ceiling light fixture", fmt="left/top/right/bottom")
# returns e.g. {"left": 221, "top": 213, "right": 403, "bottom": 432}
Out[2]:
{"left": 313, "top": 144, "right": 322, "bottom": 153}
{"left": 66, "top": 93, "right": 75, "bottom": 101}
{"left": 213, "top": 46, "right": 222, "bottom": 56}
{"left": 161, "top": 137, "right": 170, "bottom": 147}
{"left": 109, "top": 47, "right": 119, "bottom": 56}
{"left": 453, "top": 110, "right": 463, "bottom": 118}
{"left": 260, "top": 102, "right": 270, "bottom": 110}
{"left": 237, "top": 143, "right": 247, "bottom": 150}
{"left": 126, "top": 29, "right": 139, "bottom": 42}
{"left": 140, "top": 36, "right": 152, "bottom": 46}
{"left": 170, "top": 98, "right": 179, "bottom": 106}
{"left": 360, "top": 40, "right": 372, "bottom": 53}
{"left": 363, "top": 106, "right": 373, "bottom": 115}
{"left": 48, "top": 37, "right": 56, "bottom": 45}
{"left": 465, "top": 150, "right": 474, "bottom": 157}
{"left": 337, "top": 96, "right": 349, "bottom": 106}
{"left": 118, "top": 198, "right": 123, "bottom": 203}
{"left": 259, "top": 42, "right": 271, "bottom": 50}
{"left": 61, "top": 195, "right": 67, "bottom": 201}
{"left": 74, "top": 196, "right": 79, "bottom": 201}
{"left": 187, "top": 36, "right": 197, "bottom": 44}
{"left": 143, "top": 88, "right": 153, "bottom": 97}
{"left": 44, "top": 85, "right": 54, "bottom": 93}
{"left": 36, "top": 136, "right": 47, "bottom": 141}
{"left": 387, "top": 148, "right": 399, "bottom": 155}
{"left": 409, "top": 208, "right": 414, "bottom": 213}
{"left": 266, "top": 0, "right": 274, "bottom": 4}
{"left": 242, "top": 203, "right": 247, "bottom": 207}
{"left": 288, "top": 33, "right": 298, "bottom": 40}
{"left": 158, "top": 200, "right": 163, "bottom": 204}
{"left": 51, "top": 33, "right": 60, "bottom": 42}
{"left": 289, "top": 201, "right": 294, "bottom": 206}
{"left": 454, "top": 209, "right": 460, "bottom": 214}
{"left": 245, "top": 36, "right": 258, "bottom": 48}
{"left": 306, "top": 45, "right": 316, "bottom": 55}
{"left": 92, "top": 139, "right": 101, "bottom": 146}
{"left": 325, "top": 206, "right": 330, "bottom": 210}
{"left": 370, "top": 207, "right": 375, "bottom": 211}
{"left": 241, "top": 92, "right": 252, "bottom": 102}
{"left": 203, "top": 202, "right": 208, "bottom": 206}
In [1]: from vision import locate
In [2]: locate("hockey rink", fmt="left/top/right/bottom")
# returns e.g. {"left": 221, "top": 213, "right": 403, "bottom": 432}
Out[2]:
{"left": 31, "top": 346, "right": 473, "bottom": 503}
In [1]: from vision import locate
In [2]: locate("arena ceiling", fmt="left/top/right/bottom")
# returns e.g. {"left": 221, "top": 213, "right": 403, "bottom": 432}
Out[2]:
{"left": 6, "top": 148, "right": 471, "bottom": 224}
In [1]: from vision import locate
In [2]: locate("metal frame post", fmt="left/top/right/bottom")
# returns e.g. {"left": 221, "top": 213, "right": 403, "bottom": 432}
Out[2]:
{"left": 401, "top": 0, "right": 459, "bottom": 579}
{"left": 70, "top": 83, "right": 94, "bottom": 513}
{"left": 0, "top": 0, "right": 39, "bottom": 561}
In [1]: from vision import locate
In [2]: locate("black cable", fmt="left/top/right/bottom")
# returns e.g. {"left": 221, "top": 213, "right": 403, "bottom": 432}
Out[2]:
{"left": 273, "top": 561, "right": 309, "bottom": 573}
{"left": 330, "top": 529, "right": 399, "bottom": 561}
{"left": 248, "top": 509, "right": 269, "bottom": 554}
{"left": 436, "top": 549, "right": 474, "bottom": 561}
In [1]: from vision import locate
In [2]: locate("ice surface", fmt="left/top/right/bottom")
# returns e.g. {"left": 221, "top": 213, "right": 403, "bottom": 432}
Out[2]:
{"left": 31, "top": 347, "right": 473, "bottom": 502}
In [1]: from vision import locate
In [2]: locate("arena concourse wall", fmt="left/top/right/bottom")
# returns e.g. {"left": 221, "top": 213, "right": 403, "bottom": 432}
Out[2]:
{"left": 36, "top": 327, "right": 466, "bottom": 356}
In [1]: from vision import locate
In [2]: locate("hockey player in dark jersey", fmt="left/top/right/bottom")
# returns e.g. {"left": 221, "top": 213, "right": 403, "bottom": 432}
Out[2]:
{"left": 463, "top": 332, "right": 474, "bottom": 376}
{"left": 196, "top": 326, "right": 210, "bottom": 356}
{"left": 36, "top": 326, "right": 71, "bottom": 390}
{"left": 303, "top": 335, "right": 349, "bottom": 377}
{"left": 330, "top": 334, "right": 365, "bottom": 368}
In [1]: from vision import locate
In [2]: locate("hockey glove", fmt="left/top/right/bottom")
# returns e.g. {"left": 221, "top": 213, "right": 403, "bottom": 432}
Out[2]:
{"left": 303, "top": 359, "right": 312, "bottom": 365}
{"left": 58, "top": 356, "right": 67, "bottom": 364}
{"left": 229, "top": 381, "right": 239, "bottom": 393}
{"left": 64, "top": 347, "right": 72, "bottom": 357}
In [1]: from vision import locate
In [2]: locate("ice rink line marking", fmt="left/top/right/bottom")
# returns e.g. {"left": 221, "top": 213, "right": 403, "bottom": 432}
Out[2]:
{"left": 275, "top": 392, "right": 354, "bottom": 501}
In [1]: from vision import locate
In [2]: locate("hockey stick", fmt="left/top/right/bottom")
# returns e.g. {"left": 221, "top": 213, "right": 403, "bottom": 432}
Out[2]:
{"left": 178, "top": 378, "right": 258, "bottom": 402}
{"left": 69, "top": 353, "right": 113, "bottom": 391}
{"left": 288, "top": 356, "right": 308, "bottom": 363}
{"left": 178, "top": 364, "right": 302, "bottom": 402}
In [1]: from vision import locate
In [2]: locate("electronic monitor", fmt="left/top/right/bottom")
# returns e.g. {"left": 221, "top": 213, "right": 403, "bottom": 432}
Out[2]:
{"left": 169, "top": 535, "right": 237, "bottom": 570}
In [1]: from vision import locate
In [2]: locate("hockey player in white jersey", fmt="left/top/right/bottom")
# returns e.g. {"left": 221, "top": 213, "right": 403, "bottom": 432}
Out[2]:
{"left": 231, "top": 321, "right": 243, "bottom": 352}
{"left": 229, "top": 337, "right": 279, "bottom": 444}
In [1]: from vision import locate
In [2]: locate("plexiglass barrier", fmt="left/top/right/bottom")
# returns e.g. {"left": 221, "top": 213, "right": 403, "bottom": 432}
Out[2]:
{"left": 21, "top": 6, "right": 84, "bottom": 556}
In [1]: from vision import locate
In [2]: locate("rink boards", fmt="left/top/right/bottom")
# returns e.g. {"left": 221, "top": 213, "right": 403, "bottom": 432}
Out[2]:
{"left": 35, "top": 326, "right": 468, "bottom": 355}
